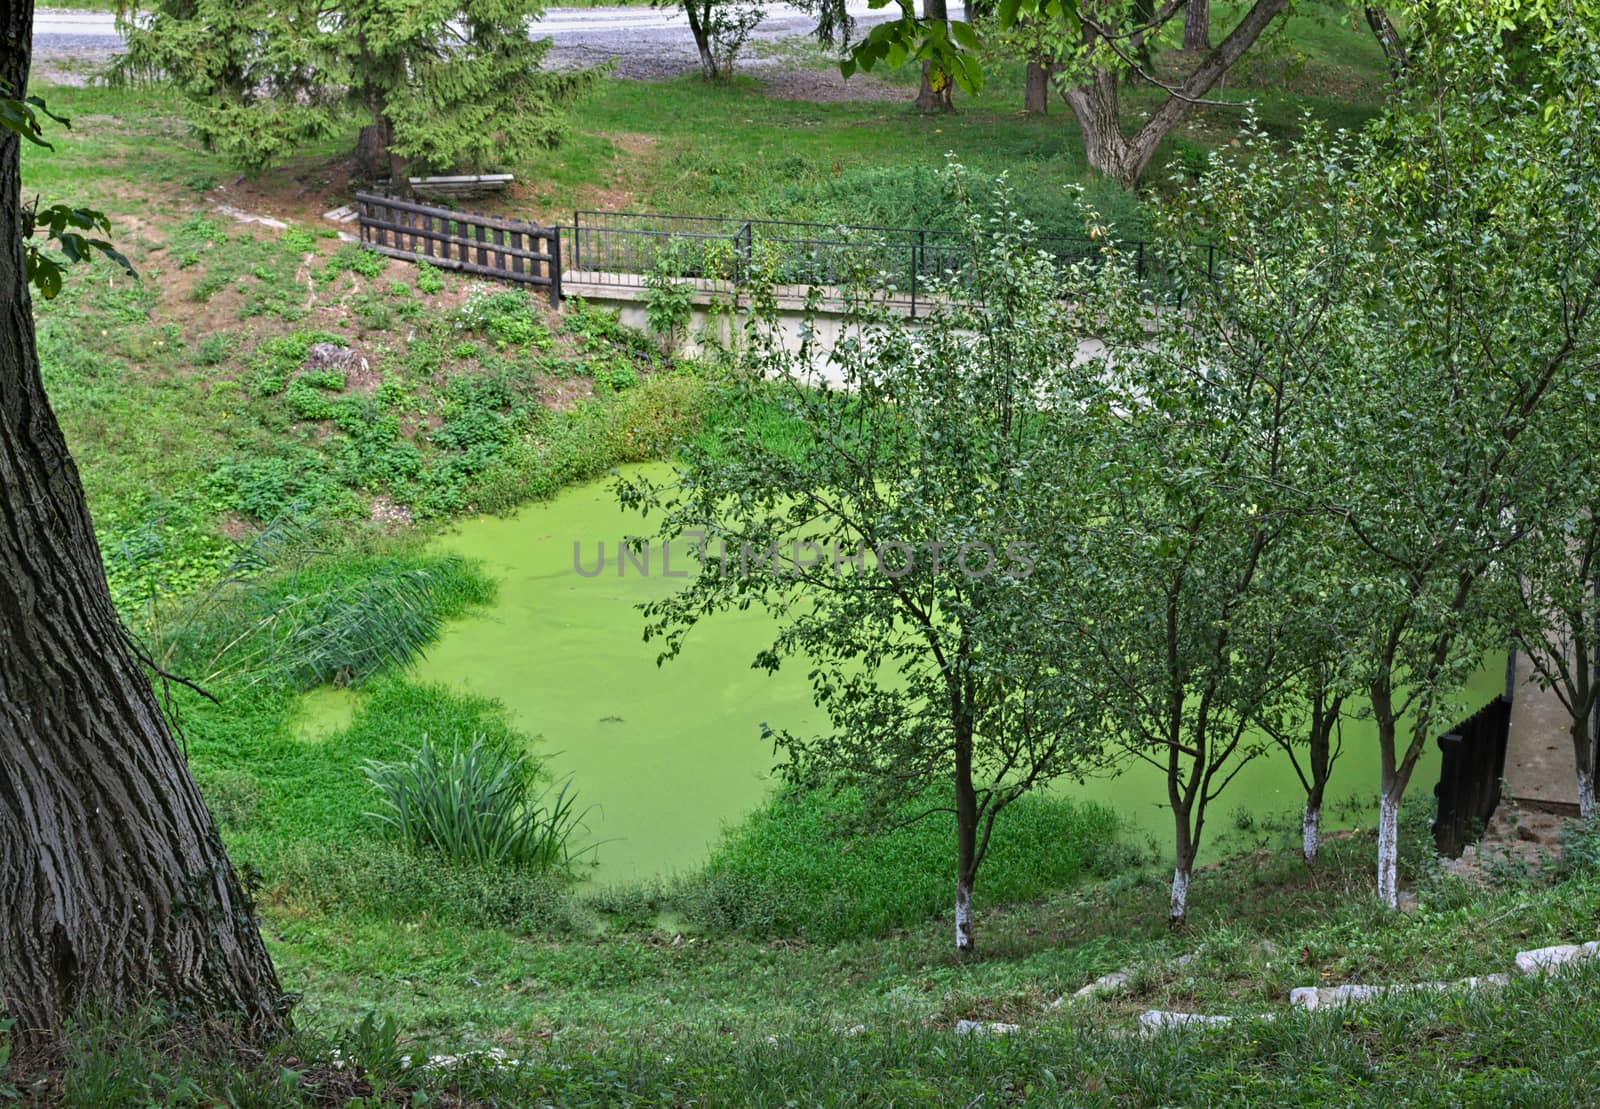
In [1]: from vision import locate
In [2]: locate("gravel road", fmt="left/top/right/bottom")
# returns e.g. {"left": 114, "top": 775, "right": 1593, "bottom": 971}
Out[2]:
{"left": 33, "top": 4, "right": 964, "bottom": 84}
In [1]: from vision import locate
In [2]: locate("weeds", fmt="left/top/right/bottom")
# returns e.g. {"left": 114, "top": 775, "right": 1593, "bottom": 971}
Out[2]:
{"left": 362, "top": 732, "right": 590, "bottom": 873}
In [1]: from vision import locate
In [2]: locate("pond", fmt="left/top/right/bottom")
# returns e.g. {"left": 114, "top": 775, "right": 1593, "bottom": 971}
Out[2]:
{"left": 300, "top": 466, "right": 1505, "bottom": 884}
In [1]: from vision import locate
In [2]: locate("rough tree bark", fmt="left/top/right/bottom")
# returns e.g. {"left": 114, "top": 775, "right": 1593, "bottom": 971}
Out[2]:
{"left": 354, "top": 114, "right": 404, "bottom": 188}
{"left": 915, "top": 0, "right": 954, "bottom": 112}
{"left": 1060, "top": 0, "right": 1288, "bottom": 188}
{"left": 0, "top": 0, "right": 287, "bottom": 1040}
{"left": 1024, "top": 59, "right": 1052, "bottom": 114}
{"left": 1183, "top": 0, "right": 1210, "bottom": 51}
{"left": 1363, "top": 6, "right": 1408, "bottom": 80}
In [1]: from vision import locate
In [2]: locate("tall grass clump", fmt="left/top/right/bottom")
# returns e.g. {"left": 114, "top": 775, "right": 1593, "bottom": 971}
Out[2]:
{"left": 363, "top": 732, "right": 589, "bottom": 874}
{"left": 684, "top": 785, "right": 1134, "bottom": 943}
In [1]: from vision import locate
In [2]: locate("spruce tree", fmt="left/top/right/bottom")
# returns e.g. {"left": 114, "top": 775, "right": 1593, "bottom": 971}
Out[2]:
{"left": 119, "top": 0, "right": 595, "bottom": 178}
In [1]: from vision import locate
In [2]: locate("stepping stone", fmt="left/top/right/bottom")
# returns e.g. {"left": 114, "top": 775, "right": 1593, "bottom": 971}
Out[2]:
{"left": 1138, "top": 1010, "right": 1233, "bottom": 1034}
{"left": 1514, "top": 941, "right": 1599, "bottom": 975}
{"left": 955, "top": 1020, "right": 1019, "bottom": 1035}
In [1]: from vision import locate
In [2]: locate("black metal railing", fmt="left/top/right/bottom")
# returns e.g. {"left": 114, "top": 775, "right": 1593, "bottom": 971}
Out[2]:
{"left": 1433, "top": 694, "right": 1514, "bottom": 858}
{"left": 564, "top": 209, "right": 1211, "bottom": 314}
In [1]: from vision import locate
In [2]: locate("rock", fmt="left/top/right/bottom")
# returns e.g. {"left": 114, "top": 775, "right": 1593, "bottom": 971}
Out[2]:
{"left": 1138, "top": 1010, "right": 1233, "bottom": 1034}
{"left": 1330, "top": 983, "right": 1385, "bottom": 1004}
{"left": 1073, "top": 970, "right": 1130, "bottom": 999}
{"left": 955, "top": 1020, "right": 1019, "bottom": 1036}
{"left": 1514, "top": 943, "right": 1597, "bottom": 975}
{"left": 304, "top": 342, "right": 369, "bottom": 373}
{"left": 1294, "top": 973, "right": 1513, "bottom": 1011}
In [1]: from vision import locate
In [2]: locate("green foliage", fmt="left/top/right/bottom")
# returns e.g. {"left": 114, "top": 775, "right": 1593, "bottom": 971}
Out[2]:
{"left": 5, "top": 92, "right": 133, "bottom": 298}
{"left": 117, "top": 0, "right": 598, "bottom": 173}
{"left": 362, "top": 732, "right": 590, "bottom": 873}
{"left": 415, "top": 263, "right": 445, "bottom": 294}
{"left": 319, "top": 244, "right": 387, "bottom": 283}
{"left": 620, "top": 173, "right": 1110, "bottom": 949}
{"left": 190, "top": 331, "right": 234, "bottom": 366}
{"left": 686, "top": 786, "right": 1127, "bottom": 942}
{"left": 642, "top": 257, "right": 695, "bottom": 349}
{"left": 454, "top": 286, "right": 551, "bottom": 348}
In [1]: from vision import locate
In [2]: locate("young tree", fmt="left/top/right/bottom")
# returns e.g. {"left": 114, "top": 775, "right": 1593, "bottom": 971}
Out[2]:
{"left": 659, "top": 0, "right": 766, "bottom": 80}
{"left": 118, "top": 0, "right": 595, "bottom": 178}
{"left": 1070, "top": 118, "right": 1369, "bottom": 922}
{"left": 1, "top": 2, "right": 286, "bottom": 1038}
{"left": 619, "top": 180, "right": 1105, "bottom": 952}
{"left": 1321, "top": 19, "right": 1600, "bottom": 906}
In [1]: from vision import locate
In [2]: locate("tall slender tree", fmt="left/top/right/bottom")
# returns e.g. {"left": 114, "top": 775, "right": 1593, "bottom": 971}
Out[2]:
{"left": 1, "top": 2, "right": 286, "bottom": 1039}
{"left": 1323, "top": 18, "right": 1600, "bottom": 907}
{"left": 620, "top": 178, "right": 1105, "bottom": 952}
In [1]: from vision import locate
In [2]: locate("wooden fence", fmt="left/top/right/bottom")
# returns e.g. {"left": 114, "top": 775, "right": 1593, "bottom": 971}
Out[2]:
{"left": 1433, "top": 694, "right": 1514, "bottom": 857}
{"left": 355, "top": 193, "right": 561, "bottom": 306}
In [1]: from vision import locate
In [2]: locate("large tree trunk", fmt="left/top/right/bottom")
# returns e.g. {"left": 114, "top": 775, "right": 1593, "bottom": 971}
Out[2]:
{"left": 354, "top": 113, "right": 404, "bottom": 188}
{"left": 1062, "top": 0, "right": 1289, "bottom": 187}
{"left": 1024, "top": 59, "right": 1052, "bottom": 114}
{"left": 1061, "top": 73, "right": 1154, "bottom": 191}
{"left": 915, "top": 0, "right": 954, "bottom": 112}
{"left": 1183, "top": 0, "right": 1211, "bottom": 51}
{"left": 0, "top": 1, "right": 287, "bottom": 1040}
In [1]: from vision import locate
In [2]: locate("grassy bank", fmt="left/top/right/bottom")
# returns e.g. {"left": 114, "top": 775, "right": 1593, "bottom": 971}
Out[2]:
{"left": 13, "top": 828, "right": 1600, "bottom": 1104}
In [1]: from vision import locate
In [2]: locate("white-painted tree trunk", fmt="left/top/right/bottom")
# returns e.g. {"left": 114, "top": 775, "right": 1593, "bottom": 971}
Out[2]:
{"left": 1579, "top": 767, "right": 1595, "bottom": 823}
{"left": 955, "top": 876, "right": 974, "bottom": 952}
{"left": 1376, "top": 792, "right": 1400, "bottom": 909}
{"left": 1302, "top": 803, "right": 1322, "bottom": 863}
{"left": 1169, "top": 864, "right": 1190, "bottom": 925}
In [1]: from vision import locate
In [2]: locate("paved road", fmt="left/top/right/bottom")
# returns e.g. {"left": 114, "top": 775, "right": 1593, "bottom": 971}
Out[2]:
{"left": 34, "top": 3, "right": 960, "bottom": 70}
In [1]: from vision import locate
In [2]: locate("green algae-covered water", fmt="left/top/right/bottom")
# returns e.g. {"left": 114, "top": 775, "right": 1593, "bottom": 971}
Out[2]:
{"left": 301, "top": 466, "right": 1504, "bottom": 884}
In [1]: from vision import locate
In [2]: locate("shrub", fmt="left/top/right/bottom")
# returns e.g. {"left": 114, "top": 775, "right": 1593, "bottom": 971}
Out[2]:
{"left": 319, "top": 243, "right": 388, "bottom": 283}
{"left": 191, "top": 331, "right": 235, "bottom": 366}
{"left": 681, "top": 785, "right": 1131, "bottom": 943}
{"left": 362, "top": 732, "right": 589, "bottom": 873}
{"left": 416, "top": 263, "right": 445, "bottom": 294}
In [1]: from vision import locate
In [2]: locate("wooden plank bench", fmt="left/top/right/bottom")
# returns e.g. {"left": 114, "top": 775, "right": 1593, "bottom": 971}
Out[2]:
{"left": 408, "top": 174, "right": 515, "bottom": 200}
